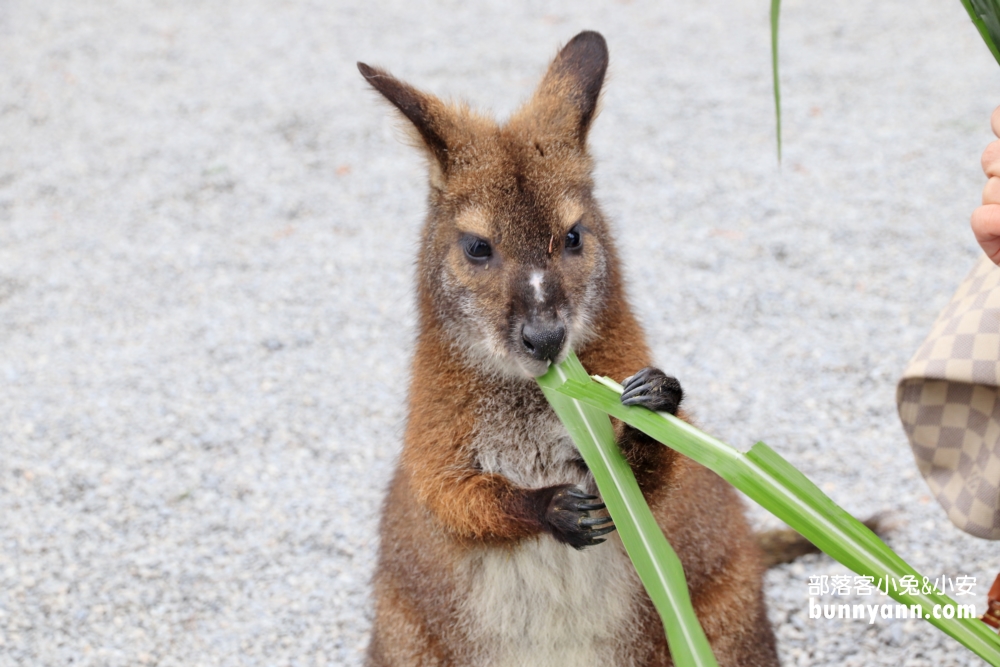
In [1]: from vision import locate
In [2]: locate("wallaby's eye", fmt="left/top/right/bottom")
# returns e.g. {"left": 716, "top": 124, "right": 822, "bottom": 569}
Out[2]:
{"left": 564, "top": 224, "right": 583, "bottom": 251}
{"left": 463, "top": 235, "right": 492, "bottom": 262}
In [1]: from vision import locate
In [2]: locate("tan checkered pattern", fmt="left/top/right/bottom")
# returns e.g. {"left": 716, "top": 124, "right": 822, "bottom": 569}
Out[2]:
{"left": 898, "top": 255, "right": 1000, "bottom": 540}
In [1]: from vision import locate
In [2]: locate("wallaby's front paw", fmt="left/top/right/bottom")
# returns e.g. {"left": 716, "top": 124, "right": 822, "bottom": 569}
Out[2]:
{"left": 620, "top": 367, "right": 683, "bottom": 414}
{"left": 539, "top": 485, "right": 615, "bottom": 550}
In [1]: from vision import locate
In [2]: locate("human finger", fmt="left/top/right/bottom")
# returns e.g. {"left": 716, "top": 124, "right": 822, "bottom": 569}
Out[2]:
{"left": 983, "top": 141, "right": 1000, "bottom": 179}
{"left": 984, "top": 176, "right": 1000, "bottom": 206}
{"left": 971, "top": 204, "right": 1000, "bottom": 263}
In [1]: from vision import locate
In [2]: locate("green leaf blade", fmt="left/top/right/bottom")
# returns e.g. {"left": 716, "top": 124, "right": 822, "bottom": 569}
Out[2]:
{"left": 962, "top": 0, "right": 1000, "bottom": 67}
{"left": 770, "top": 0, "right": 782, "bottom": 162}
{"left": 552, "top": 373, "right": 1000, "bottom": 665}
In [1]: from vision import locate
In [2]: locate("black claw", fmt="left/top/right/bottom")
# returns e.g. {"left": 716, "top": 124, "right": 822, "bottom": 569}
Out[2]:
{"left": 580, "top": 515, "right": 614, "bottom": 527}
{"left": 576, "top": 501, "right": 606, "bottom": 511}
{"left": 621, "top": 397, "right": 652, "bottom": 408}
{"left": 621, "top": 382, "right": 655, "bottom": 403}
{"left": 589, "top": 525, "right": 617, "bottom": 538}
{"left": 621, "top": 395, "right": 657, "bottom": 408}
{"left": 566, "top": 488, "right": 598, "bottom": 500}
{"left": 623, "top": 368, "right": 652, "bottom": 387}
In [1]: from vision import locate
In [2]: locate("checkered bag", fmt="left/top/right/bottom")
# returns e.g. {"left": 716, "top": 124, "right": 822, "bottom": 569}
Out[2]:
{"left": 898, "top": 255, "right": 1000, "bottom": 539}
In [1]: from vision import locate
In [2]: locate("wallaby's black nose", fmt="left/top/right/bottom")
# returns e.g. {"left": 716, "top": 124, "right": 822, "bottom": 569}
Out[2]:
{"left": 521, "top": 320, "right": 566, "bottom": 362}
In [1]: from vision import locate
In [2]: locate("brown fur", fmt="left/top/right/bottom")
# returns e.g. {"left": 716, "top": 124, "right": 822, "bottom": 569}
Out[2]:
{"left": 361, "top": 32, "right": 780, "bottom": 667}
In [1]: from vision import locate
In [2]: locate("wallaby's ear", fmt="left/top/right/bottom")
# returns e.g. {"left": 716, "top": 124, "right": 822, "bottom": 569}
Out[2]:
{"left": 358, "top": 62, "right": 451, "bottom": 181}
{"left": 517, "top": 31, "right": 609, "bottom": 147}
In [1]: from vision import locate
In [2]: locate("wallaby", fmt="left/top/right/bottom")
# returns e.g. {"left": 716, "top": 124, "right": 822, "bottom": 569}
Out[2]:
{"left": 359, "top": 31, "right": 781, "bottom": 667}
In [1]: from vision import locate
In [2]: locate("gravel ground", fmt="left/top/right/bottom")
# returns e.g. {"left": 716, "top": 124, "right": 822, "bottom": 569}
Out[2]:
{"left": 1, "top": 1, "right": 999, "bottom": 665}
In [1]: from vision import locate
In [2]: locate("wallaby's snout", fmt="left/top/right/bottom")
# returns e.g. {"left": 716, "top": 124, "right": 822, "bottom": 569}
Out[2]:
{"left": 515, "top": 268, "right": 568, "bottom": 367}
{"left": 521, "top": 316, "right": 566, "bottom": 363}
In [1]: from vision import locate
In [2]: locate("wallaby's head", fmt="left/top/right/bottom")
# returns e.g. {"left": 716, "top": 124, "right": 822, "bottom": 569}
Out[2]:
{"left": 360, "top": 31, "right": 621, "bottom": 379}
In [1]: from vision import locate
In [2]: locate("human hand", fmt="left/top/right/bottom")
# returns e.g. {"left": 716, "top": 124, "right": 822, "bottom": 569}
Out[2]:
{"left": 972, "top": 106, "right": 1000, "bottom": 263}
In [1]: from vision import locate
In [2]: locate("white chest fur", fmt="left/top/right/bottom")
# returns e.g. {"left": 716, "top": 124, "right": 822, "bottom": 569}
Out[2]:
{"left": 460, "top": 536, "right": 643, "bottom": 667}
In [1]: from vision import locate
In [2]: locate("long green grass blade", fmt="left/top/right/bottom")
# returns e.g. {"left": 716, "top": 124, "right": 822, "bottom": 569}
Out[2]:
{"left": 552, "top": 370, "right": 1000, "bottom": 666}
{"left": 536, "top": 356, "right": 718, "bottom": 667}
{"left": 962, "top": 0, "right": 1000, "bottom": 67}
{"left": 770, "top": 0, "right": 782, "bottom": 162}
